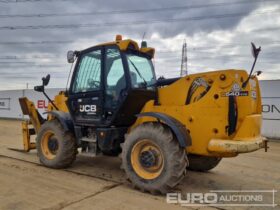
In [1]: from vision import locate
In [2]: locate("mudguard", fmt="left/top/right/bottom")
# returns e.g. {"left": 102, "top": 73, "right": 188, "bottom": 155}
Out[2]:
{"left": 136, "top": 112, "right": 192, "bottom": 148}
{"left": 44, "top": 111, "right": 74, "bottom": 132}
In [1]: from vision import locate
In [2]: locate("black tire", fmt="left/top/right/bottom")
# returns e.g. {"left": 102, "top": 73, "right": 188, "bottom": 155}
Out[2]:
{"left": 121, "top": 122, "right": 188, "bottom": 194}
{"left": 187, "top": 154, "right": 221, "bottom": 172}
{"left": 36, "top": 119, "right": 77, "bottom": 169}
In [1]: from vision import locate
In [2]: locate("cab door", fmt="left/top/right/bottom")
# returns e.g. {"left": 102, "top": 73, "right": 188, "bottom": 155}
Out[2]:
{"left": 104, "top": 46, "right": 127, "bottom": 121}
{"left": 68, "top": 47, "right": 104, "bottom": 125}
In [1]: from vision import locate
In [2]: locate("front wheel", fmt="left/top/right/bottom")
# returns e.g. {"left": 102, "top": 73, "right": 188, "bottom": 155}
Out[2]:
{"left": 121, "top": 123, "right": 188, "bottom": 194}
{"left": 187, "top": 154, "right": 221, "bottom": 172}
{"left": 36, "top": 119, "right": 77, "bottom": 169}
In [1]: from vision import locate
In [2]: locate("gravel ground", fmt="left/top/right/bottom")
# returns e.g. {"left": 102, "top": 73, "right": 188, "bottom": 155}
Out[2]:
{"left": 0, "top": 119, "right": 279, "bottom": 210}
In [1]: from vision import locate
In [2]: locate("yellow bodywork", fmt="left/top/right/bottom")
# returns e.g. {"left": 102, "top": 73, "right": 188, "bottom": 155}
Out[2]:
{"left": 19, "top": 97, "right": 42, "bottom": 151}
{"left": 19, "top": 93, "right": 68, "bottom": 152}
{"left": 132, "top": 70, "right": 264, "bottom": 157}
{"left": 21, "top": 120, "right": 36, "bottom": 152}
{"left": 19, "top": 37, "right": 265, "bottom": 157}
{"left": 47, "top": 91, "right": 69, "bottom": 114}
{"left": 96, "top": 36, "right": 155, "bottom": 58}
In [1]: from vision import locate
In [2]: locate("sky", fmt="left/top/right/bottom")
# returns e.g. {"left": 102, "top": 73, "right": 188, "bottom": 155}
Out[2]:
{"left": 0, "top": 0, "right": 279, "bottom": 90}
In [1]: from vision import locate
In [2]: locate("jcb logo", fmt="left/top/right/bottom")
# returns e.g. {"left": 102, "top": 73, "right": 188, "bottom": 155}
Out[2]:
{"left": 80, "top": 105, "right": 97, "bottom": 113}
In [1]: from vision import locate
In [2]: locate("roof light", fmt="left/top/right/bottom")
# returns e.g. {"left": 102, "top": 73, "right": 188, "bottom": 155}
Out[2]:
{"left": 141, "top": 41, "right": 147, "bottom": 48}
{"left": 116, "top": 35, "right": 122, "bottom": 42}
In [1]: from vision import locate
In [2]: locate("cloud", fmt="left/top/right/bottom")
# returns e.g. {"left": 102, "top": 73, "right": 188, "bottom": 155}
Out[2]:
{"left": 0, "top": 0, "right": 279, "bottom": 89}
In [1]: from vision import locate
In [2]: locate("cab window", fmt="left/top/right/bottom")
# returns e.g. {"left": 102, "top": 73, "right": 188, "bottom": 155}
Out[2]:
{"left": 126, "top": 54, "right": 156, "bottom": 89}
{"left": 72, "top": 49, "right": 101, "bottom": 93}
{"left": 105, "top": 47, "right": 126, "bottom": 108}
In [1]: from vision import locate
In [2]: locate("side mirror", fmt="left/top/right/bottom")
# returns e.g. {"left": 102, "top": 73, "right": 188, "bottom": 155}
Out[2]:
{"left": 251, "top": 42, "right": 261, "bottom": 59}
{"left": 34, "top": 85, "right": 44, "bottom": 92}
{"left": 42, "top": 74, "right": 50, "bottom": 86}
{"left": 256, "top": 70, "right": 262, "bottom": 76}
{"left": 67, "top": 50, "right": 75, "bottom": 63}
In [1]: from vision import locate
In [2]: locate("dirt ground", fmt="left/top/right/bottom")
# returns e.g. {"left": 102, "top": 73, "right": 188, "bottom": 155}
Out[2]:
{"left": 0, "top": 119, "right": 279, "bottom": 210}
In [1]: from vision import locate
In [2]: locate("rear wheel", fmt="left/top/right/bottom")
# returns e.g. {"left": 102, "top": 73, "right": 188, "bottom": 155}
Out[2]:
{"left": 36, "top": 119, "right": 77, "bottom": 169}
{"left": 187, "top": 154, "right": 221, "bottom": 172}
{"left": 121, "top": 123, "right": 187, "bottom": 194}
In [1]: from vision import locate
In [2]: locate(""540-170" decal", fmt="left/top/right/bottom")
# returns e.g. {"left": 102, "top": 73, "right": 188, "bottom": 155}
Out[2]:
{"left": 221, "top": 91, "right": 249, "bottom": 97}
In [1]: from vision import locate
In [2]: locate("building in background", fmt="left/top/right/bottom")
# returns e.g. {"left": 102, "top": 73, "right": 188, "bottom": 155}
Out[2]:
{"left": 259, "top": 80, "right": 280, "bottom": 139}
{"left": 0, "top": 80, "right": 279, "bottom": 139}
{"left": 0, "top": 88, "right": 62, "bottom": 119}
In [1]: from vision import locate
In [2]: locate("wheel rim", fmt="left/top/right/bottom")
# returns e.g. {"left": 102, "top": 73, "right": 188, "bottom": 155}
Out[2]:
{"left": 131, "top": 139, "right": 164, "bottom": 180}
{"left": 41, "top": 130, "right": 59, "bottom": 160}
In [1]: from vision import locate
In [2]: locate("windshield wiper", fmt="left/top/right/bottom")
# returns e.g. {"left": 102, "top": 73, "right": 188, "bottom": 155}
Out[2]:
{"left": 128, "top": 58, "right": 147, "bottom": 86}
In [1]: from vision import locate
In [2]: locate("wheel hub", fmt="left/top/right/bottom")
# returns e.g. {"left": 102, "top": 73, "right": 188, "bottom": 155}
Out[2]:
{"left": 41, "top": 131, "right": 59, "bottom": 160}
{"left": 48, "top": 137, "right": 58, "bottom": 154}
{"left": 130, "top": 139, "right": 164, "bottom": 180}
{"left": 139, "top": 150, "right": 158, "bottom": 168}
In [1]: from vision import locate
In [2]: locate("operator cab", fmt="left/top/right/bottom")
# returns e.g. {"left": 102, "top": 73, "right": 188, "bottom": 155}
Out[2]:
{"left": 67, "top": 35, "right": 157, "bottom": 127}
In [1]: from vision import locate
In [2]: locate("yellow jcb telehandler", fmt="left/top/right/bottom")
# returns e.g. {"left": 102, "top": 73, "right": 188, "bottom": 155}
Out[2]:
{"left": 19, "top": 35, "right": 267, "bottom": 194}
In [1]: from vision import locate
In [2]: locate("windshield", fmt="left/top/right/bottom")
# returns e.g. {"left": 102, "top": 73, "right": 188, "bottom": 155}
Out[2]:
{"left": 126, "top": 54, "right": 156, "bottom": 89}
